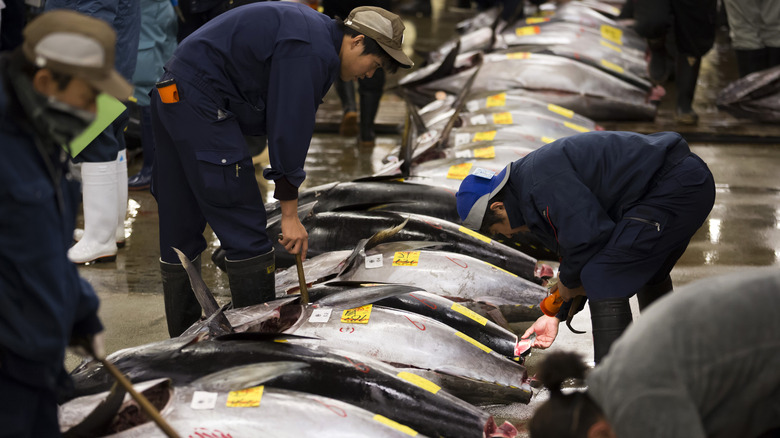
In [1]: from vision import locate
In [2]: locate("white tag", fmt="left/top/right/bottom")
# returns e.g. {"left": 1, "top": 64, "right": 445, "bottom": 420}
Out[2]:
{"left": 455, "top": 150, "right": 473, "bottom": 158}
{"left": 466, "top": 100, "right": 479, "bottom": 112}
{"left": 469, "top": 114, "right": 488, "bottom": 125}
{"left": 365, "top": 254, "right": 383, "bottom": 269}
{"left": 191, "top": 391, "right": 218, "bottom": 410}
{"left": 309, "top": 308, "right": 332, "bottom": 323}
{"left": 472, "top": 167, "right": 496, "bottom": 179}
{"left": 455, "top": 133, "right": 471, "bottom": 146}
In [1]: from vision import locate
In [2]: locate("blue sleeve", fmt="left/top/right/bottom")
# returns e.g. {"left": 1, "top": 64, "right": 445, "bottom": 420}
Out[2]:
{"left": 71, "top": 278, "right": 104, "bottom": 337}
{"left": 533, "top": 171, "right": 615, "bottom": 289}
{"left": 263, "top": 39, "right": 331, "bottom": 190}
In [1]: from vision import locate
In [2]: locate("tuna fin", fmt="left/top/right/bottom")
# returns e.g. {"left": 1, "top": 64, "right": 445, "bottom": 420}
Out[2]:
{"left": 337, "top": 217, "right": 409, "bottom": 276}
{"left": 62, "top": 382, "right": 126, "bottom": 438}
{"left": 173, "top": 247, "right": 234, "bottom": 334}
{"left": 191, "top": 361, "right": 310, "bottom": 392}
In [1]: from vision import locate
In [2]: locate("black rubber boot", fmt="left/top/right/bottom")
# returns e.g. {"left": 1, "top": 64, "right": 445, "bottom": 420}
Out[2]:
{"left": 735, "top": 48, "right": 769, "bottom": 78}
{"left": 358, "top": 69, "right": 385, "bottom": 146}
{"left": 161, "top": 255, "right": 203, "bottom": 338}
{"left": 637, "top": 274, "right": 673, "bottom": 311}
{"left": 647, "top": 37, "right": 670, "bottom": 84}
{"left": 589, "top": 297, "right": 632, "bottom": 363}
{"left": 335, "top": 78, "right": 358, "bottom": 137}
{"left": 675, "top": 55, "right": 702, "bottom": 125}
{"left": 225, "top": 249, "right": 276, "bottom": 308}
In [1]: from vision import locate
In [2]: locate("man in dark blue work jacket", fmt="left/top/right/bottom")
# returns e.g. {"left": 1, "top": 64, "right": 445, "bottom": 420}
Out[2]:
{"left": 0, "top": 11, "right": 133, "bottom": 436}
{"left": 456, "top": 131, "right": 715, "bottom": 363}
{"left": 151, "top": 3, "right": 413, "bottom": 337}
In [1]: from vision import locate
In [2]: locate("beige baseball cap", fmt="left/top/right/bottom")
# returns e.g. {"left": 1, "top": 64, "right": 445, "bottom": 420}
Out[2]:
{"left": 344, "top": 6, "right": 414, "bottom": 69}
{"left": 22, "top": 10, "right": 133, "bottom": 100}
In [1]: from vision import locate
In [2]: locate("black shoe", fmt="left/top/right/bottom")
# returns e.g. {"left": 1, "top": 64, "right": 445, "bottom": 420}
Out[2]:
{"left": 161, "top": 255, "right": 203, "bottom": 337}
{"left": 128, "top": 167, "right": 152, "bottom": 190}
{"left": 225, "top": 249, "right": 276, "bottom": 308}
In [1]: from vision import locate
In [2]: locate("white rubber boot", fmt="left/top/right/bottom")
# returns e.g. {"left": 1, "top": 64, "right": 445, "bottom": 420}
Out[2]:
{"left": 68, "top": 161, "right": 119, "bottom": 264}
{"left": 115, "top": 149, "right": 128, "bottom": 247}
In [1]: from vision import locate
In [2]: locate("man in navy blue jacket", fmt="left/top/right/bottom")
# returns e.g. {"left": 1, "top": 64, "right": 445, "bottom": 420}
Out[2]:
{"left": 456, "top": 131, "right": 715, "bottom": 363}
{"left": 0, "top": 11, "right": 132, "bottom": 436}
{"left": 151, "top": 3, "right": 413, "bottom": 337}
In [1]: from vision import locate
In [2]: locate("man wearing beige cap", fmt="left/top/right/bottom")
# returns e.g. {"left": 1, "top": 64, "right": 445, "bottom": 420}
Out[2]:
{"left": 0, "top": 10, "right": 132, "bottom": 436}
{"left": 151, "top": 2, "right": 412, "bottom": 337}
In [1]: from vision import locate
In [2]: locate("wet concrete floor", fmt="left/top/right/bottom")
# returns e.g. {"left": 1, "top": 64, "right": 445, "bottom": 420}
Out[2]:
{"left": 67, "top": 0, "right": 780, "bottom": 434}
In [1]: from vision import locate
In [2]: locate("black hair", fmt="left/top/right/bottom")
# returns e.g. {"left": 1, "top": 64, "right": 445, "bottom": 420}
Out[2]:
{"left": 528, "top": 352, "right": 605, "bottom": 438}
{"left": 12, "top": 48, "right": 74, "bottom": 90}
{"left": 338, "top": 21, "right": 401, "bottom": 74}
{"left": 478, "top": 186, "right": 507, "bottom": 236}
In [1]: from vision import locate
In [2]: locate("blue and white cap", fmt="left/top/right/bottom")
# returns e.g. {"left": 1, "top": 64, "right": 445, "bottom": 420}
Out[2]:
{"left": 455, "top": 163, "right": 512, "bottom": 230}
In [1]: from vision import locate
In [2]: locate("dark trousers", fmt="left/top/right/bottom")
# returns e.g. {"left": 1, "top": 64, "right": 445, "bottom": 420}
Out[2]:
{"left": 0, "top": 371, "right": 59, "bottom": 438}
{"left": 632, "top": 0, "right": 718, "bottom": 57}
{"left": 150, "top": 77, "right": 271, "bottom": 264}
{"left": 582, "top": 154, "right": 715, "bottom": 301}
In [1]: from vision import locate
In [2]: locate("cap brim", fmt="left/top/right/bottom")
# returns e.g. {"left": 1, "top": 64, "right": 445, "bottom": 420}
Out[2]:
{"left": 90, "top": 69, "right": 134, "bottom": 101}
{"left": 377, "top": 42, "right": 414, "bottom": 69}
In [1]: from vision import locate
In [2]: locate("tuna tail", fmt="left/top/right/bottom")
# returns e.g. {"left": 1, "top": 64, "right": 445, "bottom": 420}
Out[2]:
{"left": 173, "top": 247, "right": 234, "bottom": 335}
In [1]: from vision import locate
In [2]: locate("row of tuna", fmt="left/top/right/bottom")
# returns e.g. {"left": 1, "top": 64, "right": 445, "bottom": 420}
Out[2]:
{"left": 58, "top": 1, "right": 638, "bottom": 436}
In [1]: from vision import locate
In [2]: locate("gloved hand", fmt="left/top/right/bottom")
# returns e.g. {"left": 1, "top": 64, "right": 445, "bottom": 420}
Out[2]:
{"left": 69, "top": 331, "right": 106, "bottom": 360}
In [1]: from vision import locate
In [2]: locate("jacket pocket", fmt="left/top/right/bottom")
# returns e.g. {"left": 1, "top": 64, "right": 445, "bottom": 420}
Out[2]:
{"left": 609, "top": 205, "right": 670, "bottom": 253}
{"left": 195, "top": 149, "right": 245, "bottom": 207}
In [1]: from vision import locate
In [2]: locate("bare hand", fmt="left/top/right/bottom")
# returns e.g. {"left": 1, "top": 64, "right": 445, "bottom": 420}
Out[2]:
{"left": 521, "top": 315, "right": 560, "bottom": 349}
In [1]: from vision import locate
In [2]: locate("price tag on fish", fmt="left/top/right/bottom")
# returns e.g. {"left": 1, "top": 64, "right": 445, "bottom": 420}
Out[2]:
{"left": 514, "top": 26, "right": 539, "bottom": 36}
{"left": 547, "top": 104, "right": 573, "bottom": 119}
{"left": 365, "top": 253, "right": 383, "bottom": 269}
{"left": 473, "top": 146, "right": 495, "bottom": 159}
{"left": 191, "top": 391, "right": 217, "bottom": 410}
{"left": 309, "top": 307, "right": 332, "bottom": 323}
{"left": 469, "top": 114, "right": 487, "bottom": 125}
{"left": 392, "top": 251, "right": 421, "bottom": 266}
{"left": 492, "top": 112, "right": 513, "bottom": 125}
{"left": 446, "top": 162, "right": 472, "bottom": 180}
{"left": 472, "top": 130, "right": 496, "bottom": 142}
{"left": 226, "top": 386, "right": 263, "bottom": 408}
{"left": 600, "top": 59, "right": 624, "bottom": 74}
{"left": 525, "top": 17, "right": 549, "bottom": 24}
{"left": 600, "top": 25, "right": 623, "bottom": 45}
{"left": 564, "top": 121, "right": 590, "bottom": 133}
{"left": 341, "top": 304, "right": 373, "bottom": 324}
{"left": 486, "top": 93, "right": 506, "bottom": 107}
{"left": 455, "top": 133, "right": 471, "bottom": 146}
{"left": 542, "top": 136, "right": 557, "bottom": 144}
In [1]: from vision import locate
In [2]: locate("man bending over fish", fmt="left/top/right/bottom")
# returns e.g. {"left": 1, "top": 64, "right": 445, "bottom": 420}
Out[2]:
{"left": 455, "top": 131, "right": 715, "bottom": 363}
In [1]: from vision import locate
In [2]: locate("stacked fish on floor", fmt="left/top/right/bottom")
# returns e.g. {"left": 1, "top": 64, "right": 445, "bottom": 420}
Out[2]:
{"left": 60, "top": 246, "right": 536, "bottom": 437}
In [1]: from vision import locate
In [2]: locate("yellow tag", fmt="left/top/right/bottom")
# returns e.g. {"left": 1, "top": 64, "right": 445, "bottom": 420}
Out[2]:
{"left": 474, "top": 146, "right": 495, "bottom": 159}
{"left": 392, "top": 251, "right": 421, "bottom": 267}
{"left": 600, "top": 59, "right": 624, "bottom": 74}
{"left": 226, "top": 385, "right": 263, "bottom": 407}
{"left": 341, "top": 304, "right": 372, "bottom": 324}
{"left": 446, "top": 162, "right": 473, "bottom": 180}
{"left": 459, "top": 226, "right": 492, "bottom": 244}
{"left": 455, "top": 332, "right": 492, "bottom": 353}
{"left": 486, "top": 93, "right": 506, "bottom": 107}
{"left": 506, "top": 51, "right": 531, "bottom": 60}
{"left": 484, "top": 261, "right": 518, "bottom": 277}
{"left": 451, "top": 303, "right": 488, "bottom": 326}
{"left": 525, "top": 17, "right": 549, "bottom": 24}
{"left": 541, "top": 136, "right": 557, "bottom": 144}
{"left": 472, "top": 130, "right": 497, "bottom": 142}
{"left": 547, "top": 104, "right": 574, "bottom": 119}
{"left": 600, "top": 39, "right": 622, "bottom": 53}
{"left": 397, "top": 371, "right": 441, "bottom": 394}
{"left": 600, "top": 25, "right": 623, "bottom": 45}
{"left": 373, "top": 415, "right": 419, "bottom": 436}
{"left": 564, "top": 121, "right": 590, "bottom": 133}
{"left": 514, "top": 26, "right": 540, "bottom": 36}
{"left": 492, "top": 112, "right": 513, "bottom": 125}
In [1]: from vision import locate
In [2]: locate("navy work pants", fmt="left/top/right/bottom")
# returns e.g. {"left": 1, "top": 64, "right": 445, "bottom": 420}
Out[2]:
{"left": 581, "top": 154, "right": 716, "bottom": 301}
{"left": 150, "top": 74, "right": 271, "bottom": 264}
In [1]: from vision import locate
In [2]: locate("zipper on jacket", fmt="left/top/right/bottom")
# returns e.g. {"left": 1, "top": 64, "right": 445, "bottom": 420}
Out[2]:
{"left": 625, "top": 216, "right": 661, "bottom": 231}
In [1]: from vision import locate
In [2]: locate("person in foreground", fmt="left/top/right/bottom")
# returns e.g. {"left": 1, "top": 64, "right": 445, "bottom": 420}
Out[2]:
{"left": 529, "top": 268, "right": 780, "bottom": 438}
{"left": 150, "top": 2, "right": 413, "bottom": 337}
{"left": 456, "top": 131, "right": 715, "bottom": 363}
{"left": 0, "top": 10, "right": 133, "bottom": 436}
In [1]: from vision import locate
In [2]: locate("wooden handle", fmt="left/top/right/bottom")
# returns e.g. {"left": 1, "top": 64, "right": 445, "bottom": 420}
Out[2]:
{"left": 295, "top": 253, "right": 309, "bottom": 305}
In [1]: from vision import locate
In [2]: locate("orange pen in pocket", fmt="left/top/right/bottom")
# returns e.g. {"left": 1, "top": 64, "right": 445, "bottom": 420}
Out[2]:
{"left": 156, "top": 78, "right": 179, "bottom": 104}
